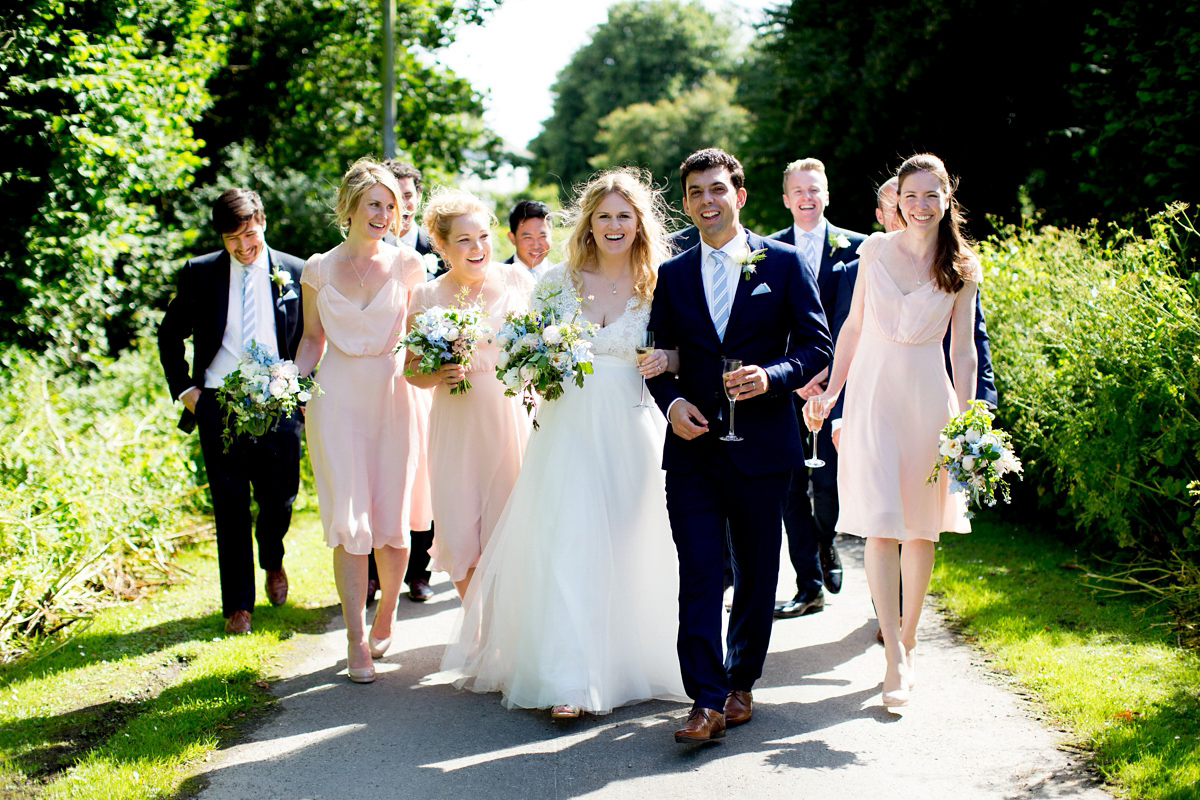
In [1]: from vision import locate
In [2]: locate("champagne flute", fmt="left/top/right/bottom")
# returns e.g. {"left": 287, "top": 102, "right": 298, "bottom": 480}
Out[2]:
{"left": 804, "top": 398, "right": 826, "bottom": 468}
{"left": 720, "top": 358, "right": 743, "bottom": 442}
{"left": 634, "top": 331, "right": 655, "bottom": 408}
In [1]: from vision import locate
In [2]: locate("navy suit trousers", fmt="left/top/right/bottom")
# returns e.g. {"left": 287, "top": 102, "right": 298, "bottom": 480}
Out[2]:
{"left": 783, "top": 402, "right": 839, "bottom": 594}
{"left": 666, "top": 449, "right": 789, "bottom": 711}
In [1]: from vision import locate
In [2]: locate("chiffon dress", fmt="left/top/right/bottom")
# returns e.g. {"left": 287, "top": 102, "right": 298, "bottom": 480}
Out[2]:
{"left": 301, "top": 247, "right": 432, "bottom": 554}
{"left": 437, "top": 265, "right": 687, "bottom": 714}
{"left": 835, "top": 231, "right": 978, "bottom": 542}
{"left": 409, "top": 263, "right": 535, "bottom": 582}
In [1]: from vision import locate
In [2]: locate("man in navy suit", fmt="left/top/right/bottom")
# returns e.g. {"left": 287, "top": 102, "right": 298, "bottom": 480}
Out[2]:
{"left": 157, "top": 189, "right": 305, "bottom": 635}
{"left": 381, "top": 159, "right": 438, "bottom": 602}
{"left": 769, "top": 158, "right": 866, "bottom": 619}
{"left": 648, "top": 149, "right": 832, "bottom": 743}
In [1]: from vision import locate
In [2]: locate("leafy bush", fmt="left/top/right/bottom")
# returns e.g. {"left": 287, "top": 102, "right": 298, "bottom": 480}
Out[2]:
{"left": 0, "top": 344, "right": 209, "bottom": 660}
{"left": 981, "top": 205, "right": 1200, "bottom": 558}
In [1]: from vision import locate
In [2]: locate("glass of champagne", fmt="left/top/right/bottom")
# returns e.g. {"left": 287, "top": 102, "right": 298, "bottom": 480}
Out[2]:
{"left": 804, "top": 398, "right": 826, "bottom": 468}
{"left": 635, "top": 331, "right": 655, "bottom": 408}
{"left": 721, "top": 358, "right": 743, "bottom": 442}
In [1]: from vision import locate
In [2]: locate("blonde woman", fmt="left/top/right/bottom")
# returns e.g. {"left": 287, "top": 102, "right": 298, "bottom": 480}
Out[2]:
{"left": 295, "top": 158, "right": 430, "bottom": 684}
{"left": 405, "top": 189, "right": 535, "bottom": 600}
{"left": 437, "top": 169, "right": 688, "bottom": 719}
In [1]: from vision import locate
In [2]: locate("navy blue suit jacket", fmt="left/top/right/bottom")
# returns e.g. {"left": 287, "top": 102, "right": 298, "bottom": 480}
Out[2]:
{"left": 647, "top": 232, "right": 833, "bottom": 476}
{"left": 831, "top": 257, "right": 998, "bottom": 414}
{"left": 769, "top": 221, "right": 866, "bottom": 325}
{"left": 157, "top": 247, "right": 306, "bottom": 432}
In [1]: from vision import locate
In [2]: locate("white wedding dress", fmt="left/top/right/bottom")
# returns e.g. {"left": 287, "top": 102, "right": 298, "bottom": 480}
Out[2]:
{"left": 435, "top": 266, "right": 687, "bottom": 713}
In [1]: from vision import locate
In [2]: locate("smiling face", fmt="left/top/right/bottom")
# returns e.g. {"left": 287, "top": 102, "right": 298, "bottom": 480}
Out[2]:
{"left": 395, "top": 177, "right": 420, "bottom": 237}
{"left": 781, "top": 169, "right": 828, "bottom": 232}
{"left": 221, "top": 220, "right": 266, "bottom": 266}
{"left": 683, "top": 167, "right": 745, "bottom": 249}
{"left": 508, "top": 216, "right": 551, "bottom": 268}
{"left": 897, "top": 170, "right": 948, "bottom": 231}
{"left": 442, "top": 211, "right": 493, "bottom": 277}
{"left": 589, "top": 191, "right": 638, "bottom": 259}
{"left": 350, "top": 184, "right": 397, "bottom": 241}
{"left": 876, "top": 182, "right": 902, "bottom": 232}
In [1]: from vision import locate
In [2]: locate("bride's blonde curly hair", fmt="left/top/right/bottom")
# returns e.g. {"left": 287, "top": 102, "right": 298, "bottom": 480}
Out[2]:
{"left": 562, "top": 168, "right": 670, "bottom": 308}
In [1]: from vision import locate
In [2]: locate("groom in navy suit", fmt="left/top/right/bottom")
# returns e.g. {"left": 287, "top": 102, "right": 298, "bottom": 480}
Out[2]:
{"left": 648, "top": 149, "right": 832, "bottom": 743}
{"left": 157, "top": 189, "right": 305, "bottom": 635}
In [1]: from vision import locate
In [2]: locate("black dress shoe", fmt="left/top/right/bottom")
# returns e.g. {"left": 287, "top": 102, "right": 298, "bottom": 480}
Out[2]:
{"left": 774, "top": 589, "right": 824, "bottom": 619}
{"left": 819, "top": 540, "right": 843, "bottom": 594}
{"left": 407, "top": 579, "right": 434, "bottom": 602}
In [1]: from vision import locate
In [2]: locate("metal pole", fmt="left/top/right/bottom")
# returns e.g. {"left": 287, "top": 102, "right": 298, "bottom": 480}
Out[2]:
{"left": 382, "top": 0, "right": 396, "bottom": 158}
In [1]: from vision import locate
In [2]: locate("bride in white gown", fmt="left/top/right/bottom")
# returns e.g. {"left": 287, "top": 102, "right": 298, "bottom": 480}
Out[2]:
{"left": 436, "top": 169, "right": 688, "bottom": 717}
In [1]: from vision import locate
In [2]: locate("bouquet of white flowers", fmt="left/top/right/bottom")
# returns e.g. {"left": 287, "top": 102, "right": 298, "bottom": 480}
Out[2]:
{"left": 217, "top": 342, "right": 318, "bottom": 451}
{"left": 400, "top": 303, "right": 492, "bottom": 395}
{"left": 495, "top": 282, "right": 596, "bottom": 427}
{"left": 927, "top": 400, "right": 1023, "bottom": 516}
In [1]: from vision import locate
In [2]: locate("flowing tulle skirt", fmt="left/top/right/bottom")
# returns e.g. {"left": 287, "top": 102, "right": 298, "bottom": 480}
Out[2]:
{"left": 435, "top": 354, "right": 687, "bottom": 713}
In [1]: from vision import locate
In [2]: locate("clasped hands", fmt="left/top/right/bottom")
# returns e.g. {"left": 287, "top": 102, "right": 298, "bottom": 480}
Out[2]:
{"left": 667, "top": 364, "right": 768, "bottom": 441}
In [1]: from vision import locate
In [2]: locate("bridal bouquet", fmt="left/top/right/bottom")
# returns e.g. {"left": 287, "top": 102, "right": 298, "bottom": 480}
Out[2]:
{"left": 401, "top": 303, "right": 492, "bottom": 395}
{"left": 217, "top": 342, "right": 318, "bottom": 451}
{"left": 495, "top": 284, "right": 596, "bottom": 427}
{"left": 927, "top": 400, "right": 1023, "bottom": 516}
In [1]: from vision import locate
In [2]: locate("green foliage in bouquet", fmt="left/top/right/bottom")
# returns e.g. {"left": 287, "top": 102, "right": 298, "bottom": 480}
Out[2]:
{"left": 980, "top": 205, "right": 1200, "bottom": 558}
{"left": 0, "top": 344, "right": 209, "bottom": 660}
{"left": 217, "top": 342, "right": 317, "bottom": 450}
{"left": 928, "top": 400, "right": 1022, "bottom": 516}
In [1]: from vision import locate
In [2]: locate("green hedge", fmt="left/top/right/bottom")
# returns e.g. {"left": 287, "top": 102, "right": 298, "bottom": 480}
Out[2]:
{"left": 0, "top": 344, "right": 209, "bottom": 660}
{"left": 981, "top": 206, "right": 1200, "bottom": 558}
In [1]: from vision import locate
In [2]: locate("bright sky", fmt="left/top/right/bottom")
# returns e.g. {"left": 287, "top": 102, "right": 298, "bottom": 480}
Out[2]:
{"left": 437, "top": 0, "right": 780, "bottom": 150}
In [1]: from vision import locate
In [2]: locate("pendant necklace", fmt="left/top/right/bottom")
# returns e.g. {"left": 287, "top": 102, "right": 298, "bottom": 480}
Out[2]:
{"left": 347, "top": 252, "right": 371, "bottom": 287}
{"left": 611, "top": 281, "right": 618, "bottom": 295}
{"left": 905, "top": 244, "right": 928, "bottom": 287}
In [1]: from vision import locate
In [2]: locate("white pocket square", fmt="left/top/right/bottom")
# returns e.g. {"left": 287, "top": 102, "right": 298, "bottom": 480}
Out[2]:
{"left": 751, "top": 283, "right": 772, "bottom": 296}
{"left": 279, "top": 289, "right": 299, "bottom": 302}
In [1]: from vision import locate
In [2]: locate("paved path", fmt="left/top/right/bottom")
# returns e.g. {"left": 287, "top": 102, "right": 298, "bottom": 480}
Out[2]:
{"left": 195, "top": 537, "right": 1111, "bottom": 799}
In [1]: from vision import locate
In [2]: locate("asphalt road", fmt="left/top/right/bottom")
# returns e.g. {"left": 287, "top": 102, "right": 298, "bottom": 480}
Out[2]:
{"left": 194, "top": 536, "right": 1113, "bottom": 800}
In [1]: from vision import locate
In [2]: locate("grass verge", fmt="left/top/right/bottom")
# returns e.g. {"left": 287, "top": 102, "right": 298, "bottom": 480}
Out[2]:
{"left": 0, "top": 511, "right": 337, "bottom": 799}
{"left": 932, "top": 518, "right": 1200, "bottom": 800}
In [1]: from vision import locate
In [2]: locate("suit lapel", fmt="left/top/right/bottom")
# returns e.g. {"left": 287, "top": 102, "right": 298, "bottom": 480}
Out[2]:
{"left": 723, "top": 232, "right": 763, "bottom": 342}
{"left": 215, "top": 252, "right": 232, "bottom": 342}
{"left": 266, "top": 249, "right": 290, "bottom": 356}
{"left": 680, "top": 246, "right": 720, "bottom": 345}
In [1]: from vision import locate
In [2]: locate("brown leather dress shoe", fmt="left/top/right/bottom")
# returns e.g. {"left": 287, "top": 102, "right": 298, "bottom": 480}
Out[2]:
{"left": 674, "top": 707, "right": 726, "bottom": 743}
{"left": 724, "top": 690, "right": 753, "bottom": 727}
{"left": 224, "top": 609, "right": 252, "bottom": 635}
{"left": 265, "top": 568, "right": 288, "bottom": 606}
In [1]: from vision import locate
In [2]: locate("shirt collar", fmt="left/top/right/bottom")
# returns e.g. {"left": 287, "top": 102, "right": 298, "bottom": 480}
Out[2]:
{"left": 399, "top": 225, "right": 419, "bottom": 248}
{"left": 241, "top": 247, "right": 270, "bottom": 273}
{"left": 793, "top": 218, "right": 828, "bottom": 243}
{"left": 699, "top": 226, "right": 748, "bottom": 269}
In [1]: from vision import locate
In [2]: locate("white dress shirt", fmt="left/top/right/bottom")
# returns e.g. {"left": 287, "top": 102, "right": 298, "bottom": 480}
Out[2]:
{"left": 203, "top": 249, "right": 279, "bottom": 389}
{"left": 398, "top": 225, "right": 420, "bottom": 249}
{"left": 698, "top": 227, "right": 749, "bottom": 323}
{"left": 515, "top": 255, "right": 555, "bottom": 282}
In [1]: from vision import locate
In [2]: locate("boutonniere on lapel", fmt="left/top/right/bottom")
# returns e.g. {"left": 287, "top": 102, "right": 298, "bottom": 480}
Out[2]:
{"left": 828, "top": 231, "right": 851, "bottom": 251}
{"left": 421, "top": 252, "right": 440, "bottom": 276}
{"left": 270, "top": 267, "right": 293, "bottom": 289}
{"left": 737, "top": 248, "right": 767, "bottom": 281}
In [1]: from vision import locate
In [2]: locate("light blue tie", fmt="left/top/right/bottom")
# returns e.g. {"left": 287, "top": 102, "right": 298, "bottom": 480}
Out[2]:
{"left": 803, "top": 232, "right": 821, "bottom": 279}
{"left": 710, "top": 251, "right": 731, "bottom": 341}
{"left": 242, "top": 264, "right": 257, "bottom": 350}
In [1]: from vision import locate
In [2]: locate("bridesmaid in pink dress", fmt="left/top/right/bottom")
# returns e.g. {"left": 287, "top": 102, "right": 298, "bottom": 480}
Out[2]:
{"left": 295, "top": 159, "right": 428, "bottom": 684}
{"left": 805, "top": 154, "right": 979, "bottom": 709}
{"left": 405, "top": 190, "right": 535, "bottom": 600}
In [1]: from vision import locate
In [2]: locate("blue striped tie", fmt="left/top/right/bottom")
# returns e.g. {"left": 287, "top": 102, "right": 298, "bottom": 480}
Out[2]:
{"left": 710, "top": 251, "right": 731, "bottom": 340}
{"left": 242, "top": 265, "right": 257, "bottom": 351}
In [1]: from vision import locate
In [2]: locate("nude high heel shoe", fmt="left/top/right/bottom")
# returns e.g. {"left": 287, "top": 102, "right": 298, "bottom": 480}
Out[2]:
{"left": 347, "top": 643, "right": 376, "bottom": 684}
{"left": 881, "top": 658, "right": 910, "bottom": 709}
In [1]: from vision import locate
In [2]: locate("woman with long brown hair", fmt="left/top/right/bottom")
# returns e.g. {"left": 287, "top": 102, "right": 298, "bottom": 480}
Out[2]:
{"left": 805, "top": 153, "right": 979, "bottom": 709}
{"left": 436, "top": 168, "right": 687, "bottom": 719}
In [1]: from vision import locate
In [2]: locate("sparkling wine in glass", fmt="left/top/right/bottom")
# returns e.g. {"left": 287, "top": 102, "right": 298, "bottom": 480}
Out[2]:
{"left": 804, "top": 401, "right": 826, "bottom": 468}
{"left": 635, "top": 331, "right": 654, "bottom": 408}
{"left": 720, "top": 358, "right": 743, "bottom": 442}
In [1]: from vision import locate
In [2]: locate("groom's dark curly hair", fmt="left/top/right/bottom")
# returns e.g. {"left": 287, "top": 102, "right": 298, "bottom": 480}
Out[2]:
{"left": 679, "top": 148, "right": 745, "bottom": 194}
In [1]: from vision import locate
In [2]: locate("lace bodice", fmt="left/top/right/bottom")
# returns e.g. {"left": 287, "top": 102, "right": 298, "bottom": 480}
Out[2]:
{"left": 533, "top": 266, "right": 650, "bottom": 363}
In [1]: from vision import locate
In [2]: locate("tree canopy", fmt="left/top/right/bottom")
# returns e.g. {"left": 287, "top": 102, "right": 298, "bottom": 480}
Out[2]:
{"left": 529, "top": 0, "right": 737, "bottom": 200}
